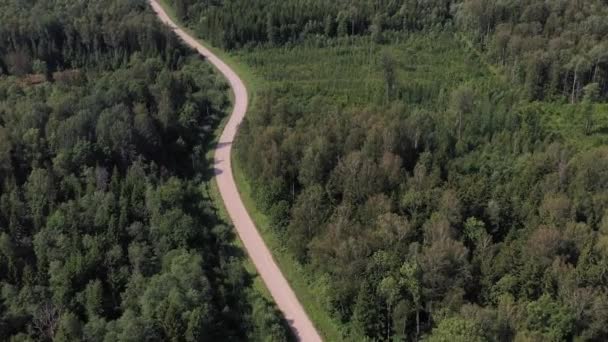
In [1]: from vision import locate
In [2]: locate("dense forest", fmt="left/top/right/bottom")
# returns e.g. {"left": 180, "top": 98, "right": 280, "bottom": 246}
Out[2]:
{"left": 456, "top": 0, "right": 608, "bottom": 102}
{"left": 170, "top": 0, "right": 454, "bottom": 48}
{"left": 172, "top": 0, "right": 608, "bottom": 340}
{"left": 0, "top": 0, "right": 289, "bottom": 341}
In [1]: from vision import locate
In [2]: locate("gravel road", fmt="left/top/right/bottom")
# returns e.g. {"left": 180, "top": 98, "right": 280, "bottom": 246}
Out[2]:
{"left": 149, "top": 1, "right": 323, "bottom": 341}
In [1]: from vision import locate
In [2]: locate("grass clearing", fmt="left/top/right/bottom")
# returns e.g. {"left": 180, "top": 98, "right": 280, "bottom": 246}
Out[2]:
{"left": 232, "top": 33, "right": 492, "bottom": 113}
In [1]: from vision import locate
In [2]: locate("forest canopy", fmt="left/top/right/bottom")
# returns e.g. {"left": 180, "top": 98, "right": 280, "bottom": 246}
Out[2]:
{"left": 0, "top": 0, "right": 288, "bottom": 341}
{"left": 172, "top": 0, "right": 608, "bottom": 340}
{"left": 2, "top": 0, "right": 607, "bottom": 340}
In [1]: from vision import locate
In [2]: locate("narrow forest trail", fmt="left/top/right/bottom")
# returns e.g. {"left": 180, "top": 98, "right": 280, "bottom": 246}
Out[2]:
{"left": 148, "top": 1, "right": 323, "bottom": 341}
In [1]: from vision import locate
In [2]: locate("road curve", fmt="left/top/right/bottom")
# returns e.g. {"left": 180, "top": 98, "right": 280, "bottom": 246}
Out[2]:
{"left": 148, "top": 1, "right": 322, "bottom": 341}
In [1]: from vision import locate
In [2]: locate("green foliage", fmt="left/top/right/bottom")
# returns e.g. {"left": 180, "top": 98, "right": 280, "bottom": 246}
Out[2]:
{"left": 457, "top": 0, "right": 608, "bottom": 102}
{"left": 6, "top": 0, "right": 602, "bottom": 340}
{"left": 0, "top": 0, "right": 290, "bottom": 340}
{"left": 428, "top": 317, "right": 486, "bottom": 342}
{"left": 0, "top": 0, "right": 187, "bottom": 74}
{"left": 250, "top": 295, "right": 289, "bottom": 342}
{"left": 524, "top": 295, "right": 575, "bottom": 342}
{"left": 139, "top": 250, "right": 213, "bottom": 340}
{"left": 351, "top": 282, "right": 383, "bottom": 339}
{"left": 176, "top": 0, "right": 456, "bottom": 49}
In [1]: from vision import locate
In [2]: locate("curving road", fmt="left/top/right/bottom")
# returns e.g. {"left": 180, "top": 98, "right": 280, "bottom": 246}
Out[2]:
{"left": 149, "top": 1, "right": 322, "bottom": 341}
